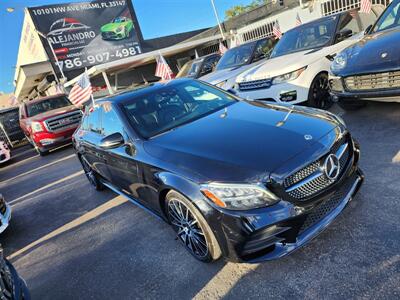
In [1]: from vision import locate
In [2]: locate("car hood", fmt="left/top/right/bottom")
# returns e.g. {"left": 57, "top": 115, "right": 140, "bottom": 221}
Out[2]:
{"left": 144, "top": 101, "right": 341, "bottom": 183}
{"left": 29, "top": 105, "right": 80, "bottom": 122}
{"left": 334, "top": 28, "right": 400, "bottom": 76}
{"left": 237, "top": 37, "right": 360, "bottom": 82}
{"left": 200, "top": 62, "right": 263, "bottom": 85}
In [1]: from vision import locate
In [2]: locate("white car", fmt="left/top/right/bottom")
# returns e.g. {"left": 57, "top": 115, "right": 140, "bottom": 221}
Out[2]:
{"left": 0, "top": 194, "right": 11, "bottom": 234}
{"left": 235, "top": 11, "right": 378, "bottom": 109}
{"left": 0, "top": 141, "right": 10, "bottom": 164}
{"left": 199, "top": 37, "right": 277, "bottom": 90}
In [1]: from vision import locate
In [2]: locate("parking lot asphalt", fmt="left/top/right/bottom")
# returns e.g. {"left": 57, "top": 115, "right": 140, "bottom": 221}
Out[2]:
{"left": 0, "top": 102, "right": 399, "bottom": 299}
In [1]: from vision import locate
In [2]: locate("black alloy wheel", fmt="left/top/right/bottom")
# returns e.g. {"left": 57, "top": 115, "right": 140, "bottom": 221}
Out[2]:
{"left": 308, "top": 73, "right": 332, "bottom": 110}
{"left": 166, "top": 191, "right": 221, "bottom": 262}
{"left": 80, "top": 156, "right": 104, "bottom": 191}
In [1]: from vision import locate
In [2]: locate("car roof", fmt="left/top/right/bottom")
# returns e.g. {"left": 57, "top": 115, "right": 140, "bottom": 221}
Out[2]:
{"left": 96, "top": 78, "right": 196, "bottom": 105}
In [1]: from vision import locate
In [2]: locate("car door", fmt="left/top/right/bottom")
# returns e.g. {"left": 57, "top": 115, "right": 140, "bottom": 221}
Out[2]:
{"left": 100, "top": 103, "right": 141, "bottom": 198}
{"left": 78, "top": 106, "right": 111, "bottom": 181}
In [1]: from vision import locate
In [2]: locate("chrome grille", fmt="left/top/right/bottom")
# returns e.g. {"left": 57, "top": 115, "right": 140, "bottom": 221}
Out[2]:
{"left": 284, "top": 138, "right": 350, "bottom": 200}
{"left": 45, "top": 111, "right": 82, "bottom": 133}
{"left": 345, "top": 71, "right": 400, "bottom": 91}
{"left": 238, "top": 79, "right": 272, "bottom": 91}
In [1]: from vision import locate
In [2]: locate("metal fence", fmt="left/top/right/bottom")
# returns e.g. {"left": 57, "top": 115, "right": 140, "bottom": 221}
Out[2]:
{"left": 236, "top": 19, "right": 276, "bottom": 44}
{"left": 321, "top": 0, "right": 391, "bottom": 15}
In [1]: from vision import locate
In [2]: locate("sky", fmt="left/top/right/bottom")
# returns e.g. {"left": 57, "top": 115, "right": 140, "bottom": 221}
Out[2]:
{"left": 0, "top": 0, "right": 252, "bottom": 94}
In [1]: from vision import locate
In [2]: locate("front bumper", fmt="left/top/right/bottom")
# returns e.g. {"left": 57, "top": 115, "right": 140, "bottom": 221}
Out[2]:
{"left": 205, "top": 144, "right": 363, "bottom": 263}
{"left": 329, "top": 75, "right": 400, "bottom": 102}
{"left": 33, "top": 127, "right": 77, "bottom": 150}
{"left": 236, "top": 78, "right": 309, "bottom": 105}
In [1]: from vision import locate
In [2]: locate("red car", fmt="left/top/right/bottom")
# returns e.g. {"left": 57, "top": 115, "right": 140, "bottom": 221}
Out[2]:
{"left": 19, "top": 95, "right": 82, "bottom": 156}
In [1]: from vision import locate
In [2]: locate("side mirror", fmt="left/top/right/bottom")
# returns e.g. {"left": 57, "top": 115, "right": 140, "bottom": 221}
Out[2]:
{"left": 364, "top": 24, "right": 373, "bottom": 35}
{"left": 336, "top": 29, "right": 353, "bottom": 42}
{"left": 200, "top": 64, "right": 213, "bottom": 75}
{"left": 227, "top": 89, "right": 237, "bottom": 95}
{"left": 99, "top": 132, "right": 125, "bottom": 149}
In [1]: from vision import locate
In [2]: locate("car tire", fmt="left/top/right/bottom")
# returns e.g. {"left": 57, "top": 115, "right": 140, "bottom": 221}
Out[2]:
{"left": 338, "top": 98, "right": 366, "bottom": 111}
{"left": 34, "top": 144, "right": 48, "bottom": 156}
{"left": 79, "top": 156, "right": 104, "bottom": 191}
{"left": 307, "top": 73, "right": 332, "bottom": 110}
{"left": 166, "top": 190, "right": 221, "bottom": 263}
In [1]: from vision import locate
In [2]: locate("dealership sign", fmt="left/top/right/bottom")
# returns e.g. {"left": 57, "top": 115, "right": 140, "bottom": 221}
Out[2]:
{"left": 28, "top": 0, "right": 144, "bottom": 73}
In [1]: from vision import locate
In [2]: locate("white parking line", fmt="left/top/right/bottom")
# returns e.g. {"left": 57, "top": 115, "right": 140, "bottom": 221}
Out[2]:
{"left": 10, "top": 170, "right": 84, "bottom": 206}
{"left": 0, "top": 154, "right": 40, "bottom": 171}
{"left": 0, "top": 154, "right": 76, "bottom": 185}
{"left": 7, "top": 196, "right": 128, "bottom": 260}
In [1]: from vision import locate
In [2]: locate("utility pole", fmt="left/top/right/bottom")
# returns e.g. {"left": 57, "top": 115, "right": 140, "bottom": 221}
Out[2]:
{"left": 210, "top": 0, "right": 226, "bottom": 40}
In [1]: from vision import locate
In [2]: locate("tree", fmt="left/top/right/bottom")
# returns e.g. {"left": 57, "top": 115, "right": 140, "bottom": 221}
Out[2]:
{"left": 225, "top": 0, "right": 267, "bottom": 19}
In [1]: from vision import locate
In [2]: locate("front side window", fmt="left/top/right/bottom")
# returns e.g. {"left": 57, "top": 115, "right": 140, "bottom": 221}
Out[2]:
{"left": 122, "top": 81, "right": 236, "bottom": 138}
{"left": 26, "top": 96, "right": 72, "bottom": 117}
{"left": 101, "top": 102, "right": 124, "bottom": 136}
{"left": 216, "top": 41, "right": 257, "bottom": 70}
{"left": 372, "top": 0, "right": 400, "bottom": 32}
{"left": 271, "top": 16, "right": 338, "bottom": 58}
{"left": 86, "top": 107, "right": 102, "bottom": 134}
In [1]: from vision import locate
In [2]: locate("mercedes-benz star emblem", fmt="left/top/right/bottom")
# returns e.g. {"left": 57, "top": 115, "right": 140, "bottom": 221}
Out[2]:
{"left": 381, "top": 52, "right": 388, "bottom": 58}
{"left": 324, "top": 154, "right": 340, "bottom": 180}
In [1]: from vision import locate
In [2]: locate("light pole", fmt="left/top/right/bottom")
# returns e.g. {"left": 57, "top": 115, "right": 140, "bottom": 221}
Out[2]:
{"left": 210, "top": 0, "right": 226, "bottom": 40}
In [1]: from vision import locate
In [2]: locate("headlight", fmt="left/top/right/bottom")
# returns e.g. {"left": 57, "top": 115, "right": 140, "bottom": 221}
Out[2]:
{"left": 31, "top": 121, "right": 43, "bottom": 133}
{"left": 201, "top": 183, "right": 279, "bottom": 210}
{"left": 215, "top": 80, "right": 227, "bottom": 88}
{"left": 331, "top": 52, "right": 347, "bottom": 73}
{"left": 272, "top": 67, "right": 307, "bottom": 85}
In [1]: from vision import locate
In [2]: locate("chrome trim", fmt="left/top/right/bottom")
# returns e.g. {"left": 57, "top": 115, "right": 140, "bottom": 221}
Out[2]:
{"left": 285, "top": 171, "right": 324, "bottom": 192}
{"left": 44, "top": 110, "right": 82, "bottom": 133}
{"left": 336, "top": 142, "right": 348, "bottom": 159}
{"left": 285, "top": 140, "right": 350, "bottom": 195}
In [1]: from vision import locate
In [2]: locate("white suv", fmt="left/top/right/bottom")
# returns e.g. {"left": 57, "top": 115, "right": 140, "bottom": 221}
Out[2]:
{"left": 236, "top": 11, "right": 377, "bottom": 109}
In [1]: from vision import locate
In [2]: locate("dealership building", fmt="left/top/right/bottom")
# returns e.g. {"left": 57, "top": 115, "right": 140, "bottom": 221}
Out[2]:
{"left": 13, "top": 0, "right": 389, "bottom": 102}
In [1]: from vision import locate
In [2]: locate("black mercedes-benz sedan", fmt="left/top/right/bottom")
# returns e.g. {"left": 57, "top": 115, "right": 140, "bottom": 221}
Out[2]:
{"left": 330, "top": 0, "right": 400, "bottom": 110}
{"left": 73, "top": 79, "right": 364, "bottom": 263}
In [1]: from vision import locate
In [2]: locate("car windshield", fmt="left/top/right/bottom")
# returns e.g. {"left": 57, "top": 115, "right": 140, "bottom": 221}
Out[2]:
{"left": 372, "top": 0, "right": 400, "bottom": 32}
{"left": 26, "top": 96, "right": 72, "bottom": 117}
{"left": 271, "top": 16, "right": 338, "bottom": 58}
{"left": 122, "top": 81, "right": 237, "bottom": 138}
{"left": 176, "top": 60, "right": 202, "bottom": 78}
{"left": 113, "top": 17, "right": 125, "bottom": 23}
{"left": 216, "top": 41, "right": 256, "bottom": 70}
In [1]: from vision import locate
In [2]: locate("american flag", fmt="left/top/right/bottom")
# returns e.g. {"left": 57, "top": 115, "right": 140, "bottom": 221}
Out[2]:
{"left": 155, "top": 54, "right": 174, "bottom": 81}
{"left": 273, "top": 21, "right": 282, "bottom": 39}
{"left": 69, "top": 71, "right": 92, "bottom": 107}
{"left": 360, "top": 0, "right": 372, "bottom": 14}
{"left": 295, "top": 13, "right": 302, "bottom": 26}
{"left": 219, "top": 41, "right": 228, "bottom": 54}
